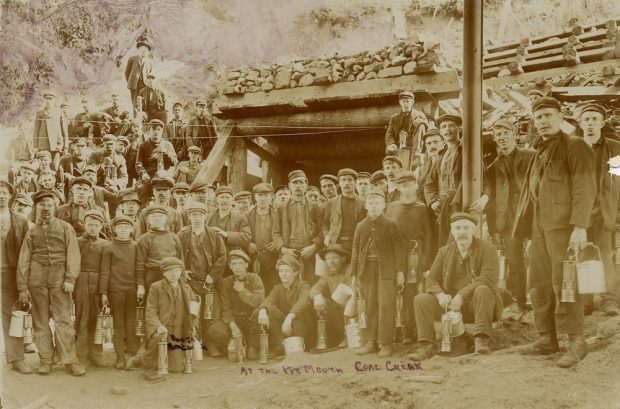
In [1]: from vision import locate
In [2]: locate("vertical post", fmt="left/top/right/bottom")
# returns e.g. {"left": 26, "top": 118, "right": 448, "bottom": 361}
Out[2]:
{"left": 462, "top": 0, "right": 483, "bottom": 211}
{"left": 229, "top": 138, "right": 247, "bottom": 192}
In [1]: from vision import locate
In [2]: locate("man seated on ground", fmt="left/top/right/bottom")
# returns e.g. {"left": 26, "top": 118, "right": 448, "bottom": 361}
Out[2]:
{"left": 310, "top": 244, "right": 353, "bottom": 348}
{"left": 408, "top": 212, "right": 502, "bottom": 360}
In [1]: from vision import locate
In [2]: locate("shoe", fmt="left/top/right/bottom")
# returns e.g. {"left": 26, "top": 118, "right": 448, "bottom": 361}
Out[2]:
{"left": 268, "top": 347, "right": 285, "bottom": 359}
{"left": 90, "top": 355, "right": 106, "bottom": 367}
{"left": 519, "top": 333, "right": 559, "bottom": 356}
{"left": 144, "top": 369, "right": 165, "bottom": 381}
{"left": 407, "top": 343, "right": 436, "bottom": 361}
{"left": 601, "top": 304, "right": 620, "bottom": 317}
{"left": 474, "top": 336, "right": 490, "bottom": 354}
{"left": 115, "top": 356, "right": 125, "bottom": 370}
{"left": 124, "top": 354, "right": 138, "bottom": 370}
{"left": 355, "top": 341, "right": 379, "bottom": 355}
{"left": 378, "top": 344, "right": 393, "bottom": 358}
{"left": 38, "top": 364, "right": 52, "bottom": 375}
{"left": 337, "top": 338, "right": 348, "bottom": 349}
{"left": 70, "top": 363, "right": 86, "bottom": 376}
{"left": 247, "top": 346, "right": 259, "bottom": 361}
{"left": 208, "top": 343, "right": 222, "bottom": 358}
{"left": 11, "top": 361, "right": 33, "bottom": 374}
{"left": 557, "top": 335, "right": 588, "bottom": 368}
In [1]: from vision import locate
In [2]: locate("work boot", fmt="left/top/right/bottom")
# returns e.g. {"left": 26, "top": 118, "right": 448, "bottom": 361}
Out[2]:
{"left": 144, "top": 369, "right": 165, "bottom": 382}
{"left": 557, "top": 335, "right": 588, "bottom": 368}
{"left": 407, "top": 342, "right": 436, "bottom": 361}
{"left": 247, "top": 346, "right": 259, "bottom": 361}
{"left": 268, "top": 346, "right": 285, "bottom": 359}
{"left": 70, "top": 363, "right": 86, "bottom": 376}
{"left": 337, "top": 338, "right": 348, "bottom": 349}
{"left": 519, "top": 332, "right": 559, "bottom": 355}
{"left": 355, "top": 341, "right": 379, "bottom": 355}
{"left": 402, "top": 327, "right": 415, "bottom": 345}
{"left": 115, "top": 356, "right": 125, "bottom": 370}
{"left": 378, "top": 344, "right": 393, "bottom": 358}
{"left": 474, "top": 336, "right": 490, "bottom": 354}
{"left": 124, "top": 354, "right": 138, "bottom": 370}
{"left": 38, "top": 363, "right": 52, "bottom": 375}
{"left": 11, "top": 360, "right": 33, "bottom": 374}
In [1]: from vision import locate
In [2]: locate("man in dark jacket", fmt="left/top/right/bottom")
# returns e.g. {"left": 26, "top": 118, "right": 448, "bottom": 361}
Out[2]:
{"left": 207, "top": 186, "right": 251, "bottom": 253}
{"left": 385, "top": 91, "right": 428, "bottom": 171}
{"left": 513, "top": 97, "right": 595, "bottom": 368}
{"left": 125, "top": 40, "right": 153, "bottom": 110}
{"left": 185, "top": 100, "right": 217, "bottom": 159}
{"left": 138, "top": 74, "right": 167, "bottom": 123}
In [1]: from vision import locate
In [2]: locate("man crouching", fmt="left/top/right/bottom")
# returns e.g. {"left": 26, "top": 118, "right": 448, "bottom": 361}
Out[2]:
{"left": 409, "top": 213, "right": 502, "bottom": 360}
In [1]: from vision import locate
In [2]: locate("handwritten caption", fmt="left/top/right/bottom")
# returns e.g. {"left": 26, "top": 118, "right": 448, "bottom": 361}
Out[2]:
{"left": 240, "top": 360, "right": 423, "bottom": 376}
{"left": 167, "top": 335, "right": 208, "bottom": 351}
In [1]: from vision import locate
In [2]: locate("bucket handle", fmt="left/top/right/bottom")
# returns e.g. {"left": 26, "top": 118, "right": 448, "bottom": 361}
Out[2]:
{"left": 576, "top": 242, "right": 602, "bottom": 263}
{"left": 12, "top": 301, "right": 31, "bottom": 313}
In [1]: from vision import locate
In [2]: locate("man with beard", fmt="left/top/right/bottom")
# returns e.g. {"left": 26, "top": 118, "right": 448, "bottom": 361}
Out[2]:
{"left": 165, "top": 102, "right": 187, "bottom": 161}
{"left": 0, "top": 181, "right": 33, "bottom": 374}
{"left": 424, "top": 114, "right": 490, "bottom": 246}
{"left": 186, "top": 100, "right": 218, "bottom": 160}
{"left": 135, "top": 177, "right": 182, "bottom": 237}
{"left": 319, "top": 174, "right": 338, "bottom": 201}
{"left": 273, "top": 185, "right": 291, "bottom": 209}
{"left": 177, "top": 202, "right": 227, "bottom": 357}
{"left": 103, "top": 94, "right": 129, "bottom": 135}
{"left": 385, "top": 91, "right": 428, "bottom": 171}
{"left": 408, "top": 213, "right": 502, "bottom": 360}
{"left": 486, "top": 119, "right": 534, "bottom": 311}
{"left": 174, "top": 146, "right": 203, "bottom": 186}
{"left": 59, "top": 138, "right": 91, "bottom": 198}
{"left": 247, "top": 183, "right": 279, "bottom": 293}
{"left": 356, "top": 172, "right": 371, "bottom": 200}
{"left": 513, "top": 97, "right": 595, "bottom": 368}
{"left": 576, "top": 103, "right": 620, "bottom": 316}
{"left": 56, "top": 176, "right": 107, "bottom": 237}
{"left": 322, "top": 168, "right": 365, "bottom": 254}
{"left": 138, "top": 74, "right": 167, "bottom": 123}
{"left": 89, "top": 134, "right": 128, "bottom": 191}
{"left": 207, "top": 186, "right": 251, "bottom": 253}
{"left": 273, "top": 170, "right": 324, "bottom": 285}
{"left": 17, "top": 190, "right": 83, "bottom": 376}
{"left": 33, "top": 92, "right": 63, "bottom": 166}
{"left": 383, "top": 156, "right": 403, "bottom": 203}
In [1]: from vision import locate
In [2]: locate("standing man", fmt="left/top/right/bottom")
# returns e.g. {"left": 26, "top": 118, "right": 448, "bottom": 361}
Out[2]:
{"left": 273, "top": 170, "right": 324, "bottom": 285}
{"left": 89, "top": 134, "right": 129, "bottom": 191}
{"left": 207, "top": 186, "right": 251, "bottom": 253}
{"left": 165, "top": 102, "right": 187, "bottom": 161}
{"left": 59, "top": 138, "right": 90, "bottom": 197}
{"left": 189, "top": 181, "right": 217, "bottom": 215}
{"left": 513, "top": 97, "right": 595, "bottom": 368}
{"left": 103, "top": 94, "right": 129, "bottom": 135}
{"left": 125, "top": 39, "right": 152, "bottom": 110}
{"left": 56, "top": 176, "right": 107, "bottom": 237}
{"left": 0, "top": 181, "right": 32, "bottom": 374}
{"left": 138, "top": 74, "right": 167, "bottom": 123}
{"left": 186, "top": 100, "right": 218, "bottom": 160}
{"left": 383, "top": 156, "right": 403, "bottom": 203}
{"left": 33, "top": 92, "right": 63, "bottom": 166}
{"left": 418, "top": 128, "right": 445, "bottom": 201}
{"left": 17, "top": 190, "right": 83, "bottom": 376}
{"left": 319, "top": 174, "right": 338, "bottom": 201}
{"left": 135, "top": 177, "right": 182, "bottom": 237}
{"left": 247, "top": 183, "right": 279, "bottom": 293}
{"left": 59, "top": 101, "right": 72, "bottom": 149}
{"left": 385, "top": 91, "right": 428, "bottom": 171}
{"left": 577, "top": 103, "right": 620, "bottom": 316}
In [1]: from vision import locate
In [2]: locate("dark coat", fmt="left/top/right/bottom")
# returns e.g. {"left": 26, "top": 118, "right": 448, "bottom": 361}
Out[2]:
{"left": 273, "top": 197, "right": 324, "bottom": 251}
{"left": 177, "top": 226, "right": 227, "bottom": 282}
{"left": 185, "top": 115, "right": 217, "bottom": 155}
{"left": 321, "top": 194, "right": 365, "bottom": 242}
{"left": 125, "top": 55, "right": 152, "bottom": 90}
{"left": 145, "top": 278, "right": 199, "bottom": 339}
{"left": 595, "top": 137, "right": 620, "bottom": 230}
{"left": 385, "top": 110, "right": 428, "bottom": 149}
{"left": 1, "top": 212, "right": 30, "bottom": 289}
{"left": 206, "top": 210, "right": 251, "bottom": 252}
{"left": 33, "top": 109, "right": 63, "bottom": 152}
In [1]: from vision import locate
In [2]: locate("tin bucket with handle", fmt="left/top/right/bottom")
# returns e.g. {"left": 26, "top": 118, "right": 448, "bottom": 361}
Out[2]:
{"left": 9, "top": 302, "right": 30, "bottom": 338}
{"left": 282, "top": 336, "right": 305, "bottom": 355}
{"left": 577, "top": 243, "right": 606, "bottom": 294}
{"left": 345, "top": 322, "right": 362, "bottom": 349}
{"left": 331, "top": 283, "right": 354, "bottom": 305}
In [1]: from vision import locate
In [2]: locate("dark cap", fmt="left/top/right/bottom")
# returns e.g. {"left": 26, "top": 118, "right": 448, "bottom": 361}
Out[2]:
{"left": 578, "top": 103, "right": 606, "bottom": 119}
{"left": 450, "top": 212, "right": 479, "bottom": 225}
{"left": 277, "top": 254, "right": 301, "bottom": 272}
{"left": 148, "top": 119, "right": 165, "bottom": 128}
{"left": 357, "top": 171, "right": 371, "bottom": 179}
{"left": 82, "top": 164, "right": 98, "bottom": 174}
{"left": 288, "top": 170, "right": 307, "bottom": 183}
{"left": 43, "top": 92, "right": 56, "bottom": 99}
{"left": 145, "top": 204, "right": 167, "bottom": 216}
{"left": 307, "top": 186, "right": 320, "bottom": 194}
{"left": 136, "top": 40, "right": 151, "bottom": 50}
{"left": 172, "top": 182, "right": 190, "bottom": 193}
{"left": 19, "top": 163, "right": 36, "bottom": 173}
{"left": 36, "top": 150, "right": 52, "bottom": 159}
{"left": 215, "top": 186, "right": 234, "bottom": 197}
{"left": 338, "top": 168, "right": 358, "bottom": 180}
{"left": 72, "top": 138, "right": 87, "bottom": 146}
{"left": 491, "top": 119, "right": 517, "bottom": 133}
{"left": 436, "top": 114, "right": 463, "bottom": 127}
{"left": 527, "top": 89, "right": 545, "bottom": 98}
{"left": 120, "top": 192, "right": 141, "bottom": 204}
{"left": 319, "top": 174, "right": 338, "bottom": 184}
{"left": 151, "top": 176, "right": 174, "bottom": 189}
{"left": 83, "top": 209, "right": 104, "bottom": 224}
{"left": 365, "top": 188, "right": 386, "bottom": 201}
{"left": 0, "top": 180, "right": 14, "bottom": 195}
{"left": 187, "top": 145, "right": 201, "bottom": 154}
{"left": 160, "top": 257, "right": 184, "bottom": 272}
{"left": 195, "top": 99, "right": 207, "bottom": 107}
{"left": 274, "top": 185, "right": 289, "bottom": 194}
{"left": 399, "top": 91, "right": 414, "bottom": 100}
{"left": 531, "top": 97, "right": 561, "bottom": 113}
{"left": 422, "top": 128, "right": 441, "bottom": 142}
{"left": 13, "top": 193, "right": 33, "bottom": 206}
{"left": 369, "top": 170, "right": 387, "bottom": 184}
{"left": 147, "top": 73, "right": 156, "bottom": 79}
{"left": 229, "top": 249, "right": 250, "bottom": 263}
{"left": 234, "top": 191, "right": 252, "bottom": 201}
{"left": 32, "top": 190, "right": 55, "bottom": 204}
{"left": 72, "top": 176, "right": 93, "bottom": 188}
{"left": 112, "top": 215, "right": 134, "bottom": 227}
{"left": 396, "top": 171, "right": 417, "bottom": 184}
{"left": 103, "top": 134, "right": 117, "bottom": 142}
{"left": 318, "top": 243, "right": 351, "bottom": 261}
{"left": 189, "top": 181, "right": 209, "bottom": 193}
{"left": 382, "top": 156, "right": 403, "bottom": 168}
{"left": 253, "top": 183, "right": 273, "bottom": 194}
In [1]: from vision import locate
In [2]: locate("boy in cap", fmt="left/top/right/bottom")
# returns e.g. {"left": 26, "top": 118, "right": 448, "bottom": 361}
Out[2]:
{"left": 319, "top": 174, "right": 338, "bottom": 201}
{"left": 351, "top": 189, "right": 405, "bottom": 358}
{"left": 177, "top": 202, "right": 227, "bottom": 356}
{"left": 186, "top": 99, "right": 218, "bottom": 160}
{"left": 174, "top": 145, "right": 202, "bottom": 185}
{"left": 136, "top": 176, "right": 182, "bottom": 237}
{"left": 119, "top": 192, "right": 141, "bottom": 226}
{"left": 56, "top": 176, "right": 107, "bottom": 237}
{"left": 369, "top": 170, "right": 388, "bottom": 196}
{"left": 17, "top": 190, "right": 83, "bottom": 375}
{"left": 89, "top": 133, "right": 128, "bottom": 191}
{"left": 0, "top": 181, "right": 33, "bottom": 374}
{"left": 382, "top": 156, "right": 403, "bottom": 203}
{"left": 15, "top": 163, "right": 38, "bottom": 195}
{"left": 247, "top": 183, "right": 279, "bottom": 293}
{"left": 386, "top": 171, "right": 433, "bottom": 344}
{"left": 100, "top": 215, "right": 139, "bottom": 369}
{"left": 310, "top": 244, "right": 353, "bottom": 348}
{"left": 355, "top": 172, "right": 371, "bottom": 200}
{"left": 305, "top": 186, "right": 321, "bottom": 204}
{"left": 273, "top": 170, "right": 324, "bottom": 285}
{"left": 143, "top": 257, "right": 200, "bottom": 381}
{"left": 254, "top": 254, "right": 313, "bottom": 357}
{"left": 207, "top": 186, "right": 252, "bottom": 253}
{"left": 385, "top": 91, "right": 428, "bottom": 170}
{"left": 38, "top": 169, "right": 65, "bottom": 205}
{"left": 11, "top": 193, "right": 34, "bottom": 226}
{"left": 136, "top": 204, "right": 184, "bottom": 301}
{"left": 74, "top": 210, "right": 108, "bottom": 369}
{"left": 273, "top": 185, "right": 290, "bottom": 208}
{"left": 209, "top": 249, "right": 265, "bottom": 359}
{"left": 234, "top": 191, "right": 253, "bottom": 215}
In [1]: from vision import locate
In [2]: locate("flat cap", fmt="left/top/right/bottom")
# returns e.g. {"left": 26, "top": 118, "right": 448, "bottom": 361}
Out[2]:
{"left": 82, "top": 164, "right": 98, "bottom": 174}
{"left": 103, "top": 134, "right": 117, "bottom": 142}
{"left": 13, "top": 193, "right": 33, "bottom": 206}
{"left": 120, "top": 192, "right": 141, "bottom": 204}
{"left": 277, "top": 253, "right": 301, "bottom": 272}
{"left": 72, "top": 176, "right": 93, "bottom": 188}
{"left": 83, "top": 209, "right": 104, "bottom": 224}
{"left": 19, "top": 163, "right": 36, "bottom": 173}
{"left": 531, "top": 96, "right": 561, "bottom": 112}
{"left": 187, "top": 145, "right": 201, "bottom": 154}
{"left": 450, "top": 212, "right": 479, "bottom": 225}
{"left": 0, "top": 180, "right": 14, "bottom": 195}
{"left": 32, "top": 190, "right": 55, "bottom": 204}
{"left": 527, "top": 89, "right": 545, "bottom": 98}
{"left": 288, "top": 170, "right": 307, "bottom": 183}
{"left": 491, "top": 119, "right": 516, "bottom": 133}
{"left": 396, "top": 170, "right": 417, "bottom": 184}
{"left": 338, "top": 168, "right": 358, "bottom": 179}
{"left": 189, "top": 181, "right": 209, "bottom": 193}
{"left": 185, "top": 202, "right": 207, "bottom": 214}
{"left": 172, "top": 182, "right": 190, "bottom": 192}
{"left": 307, "top": 186, "right": 320, "bottom": 194}
{"left": 148, "top": 119, "right": 165, "bottom": 128}
{"left": 578, "top": 103, "right": 606, "bottom": 119}
{"left": 72, "top": 138, "right": 87, "bottom": 146}
{"left": 399, "top": 91, "right": 414, "bottom": 100}
{"left": 151, "top": 176, "right": 174, "bottom": 189}
{"left": 215, "top": 185, "right": 234, "bottom": 197}
{"left": 436, "top": 114, "right": 463, "bottom": 127}
{"left": 229, "top": 249, "right": 250, "bottom": 263}
{"left": 422, "top": 128, "right": 441, "bottom": 142}
{"left": 195, "top": 99, "right": 207, "bottom": 107}
{"left": 136, "top": 40, "right": 151, "bottom": 50}
{"left": 36, "top": 150, "right": 52, "bottom": 159}
{"left": 369, "top": 170, "right": 387, "bottom": 184}
{"left": 252, "top": 183, "right": 273, "bottom": 194}
{"left": 382, "top": 156, "right": 403, "bottom": 168}
{"left": 318, "top": 243, "right": 351, "bottom": 261}
{"left": 274, "top": 185, "right": 289, "bottom": 194}
{"left": 357, "top": 171, "right": 371, "bottom": 179}
{"left": 234, "top": 191, "right": 252, "bottom": 200}
{"left": 112, "top": 215, "right": 134, "bottom": 227}
{"left": 319, "top": 174, "right": 338, "bottom": 184}
{"left": 160, "top": 257, "right": 184, "bottom": 272}
{"left": 365, "top": 188, "right": 386, "bottom": 200}
{"left": 144, "top": 204, "right": 167, "bottom": 216}
{"left": 117, "top": 136, "right": 130, "bottom": 146}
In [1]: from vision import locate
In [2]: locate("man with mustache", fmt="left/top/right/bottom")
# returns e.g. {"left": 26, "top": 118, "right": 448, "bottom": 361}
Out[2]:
{"left": 383, "top": 156, "right": 403, "bottom": 203}
{"left": 33, "top": 92, "right": 64, "bottom": 167}
{"left": 408, "top": 213, "right": 502, "bottom": 360}
{"left": 185, "top": 100, "right": 218, "bottom": 161}
{"left": 319, "top": 174, "right": 338, "bottom": 201}
{"left": 59, "top": 138, "right": 91, "bottom": 198}
{"left": 17, "top": 190, "right": 83, "bottom": 375}
{"left": 385, "top": 91, "right": 428, "bottom": 171}
{"left": 576, "top": 103, "right": 620, "bottom": 317}
{"left": 513, "top": 97, "right": 595, "bottom": 368}
{"left": 485, "top": 119, "right": 534, "bottom": 311}
{"left": 56, "top": 176, "right": 107, "bottom": 237}
{"left": 88, "top": 134, "right": 128, "bottom": 191}
{"left": 207, "top": 186, "right": 252, "bottom": 253}
{"left": 135, "top": 177, "right": 182, "bottom": 237}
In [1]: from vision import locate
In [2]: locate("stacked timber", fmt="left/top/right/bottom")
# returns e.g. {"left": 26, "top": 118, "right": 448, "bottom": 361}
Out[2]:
{"left": 219, "top": 41, "right": 445, "bottom": 95}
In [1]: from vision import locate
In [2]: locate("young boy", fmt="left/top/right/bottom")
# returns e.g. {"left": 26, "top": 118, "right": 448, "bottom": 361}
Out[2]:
{"left": 75, "top": 210, "right": 108, "bottom": 370}
{"left": 100, "top": 215, "right": 139, "bottom": 370}
{"left": 351, "top": 189, "right": 405, "bottom": 358}
{"left": 143, "top": 257, "right": 199, "bottom": 381}
{"left": 253, "top": 254, "right": 312, "bottom": 357}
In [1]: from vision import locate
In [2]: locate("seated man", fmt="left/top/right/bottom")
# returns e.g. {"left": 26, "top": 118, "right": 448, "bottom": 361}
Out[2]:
{"left": 142, "top": 257, "right": 199, "bottom": 381}
{"left": 409, "top": 212, "right": 502, "bottom": 360}
{"left": 252, "top": 254, "right": 312, "bottom": 357}
{"left": 310, "top": 244, "right": 353, "bottom": 348}
{"left": 209, "top": 250, "right": 265, "bottom": 360}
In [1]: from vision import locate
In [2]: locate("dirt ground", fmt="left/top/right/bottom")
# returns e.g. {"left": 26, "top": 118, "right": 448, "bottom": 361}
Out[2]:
{"left": 2, "top": 308, "right": 620, "bottom": 409}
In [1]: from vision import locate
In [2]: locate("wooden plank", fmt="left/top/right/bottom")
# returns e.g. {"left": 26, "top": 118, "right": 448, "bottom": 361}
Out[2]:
{"left": 505, "top": 90, "right": 575, "bottom": 134}
{"left": 193, "top": 121, "right": 235, "bottom": 185}
{"left": 552, "top": 86, "right": 620, "bottom": 101}
{"left": 245, "top": 138, "right": 278, "bottom": 162}
{"left": 228, "top": 138, "right": 247, "bottom": 192}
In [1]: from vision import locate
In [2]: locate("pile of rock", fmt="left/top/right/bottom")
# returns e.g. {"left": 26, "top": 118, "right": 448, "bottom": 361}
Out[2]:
{"left": 219, "top": 41, "right": 444, "bottom": 95}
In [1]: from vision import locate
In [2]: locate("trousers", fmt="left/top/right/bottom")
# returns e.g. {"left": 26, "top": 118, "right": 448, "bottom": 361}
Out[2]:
{"left": 74, "top": 272, "right": 103, "bottom": 362}
{"left": 109, "top": 289, "right": 139, "bottom": 359}
{"left": 359, "top": 260, "right": 395, "bottom": 345}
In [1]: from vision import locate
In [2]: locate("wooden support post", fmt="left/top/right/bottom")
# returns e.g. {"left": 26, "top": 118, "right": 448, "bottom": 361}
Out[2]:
{"left": 228, "top": 138, "right": 247, "bottom": 192}
{"left": 261, "top": 160, "right": 269, "bottom": 183}
{"left": 193, "top": 121, "right": 236, "bottom": 186}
